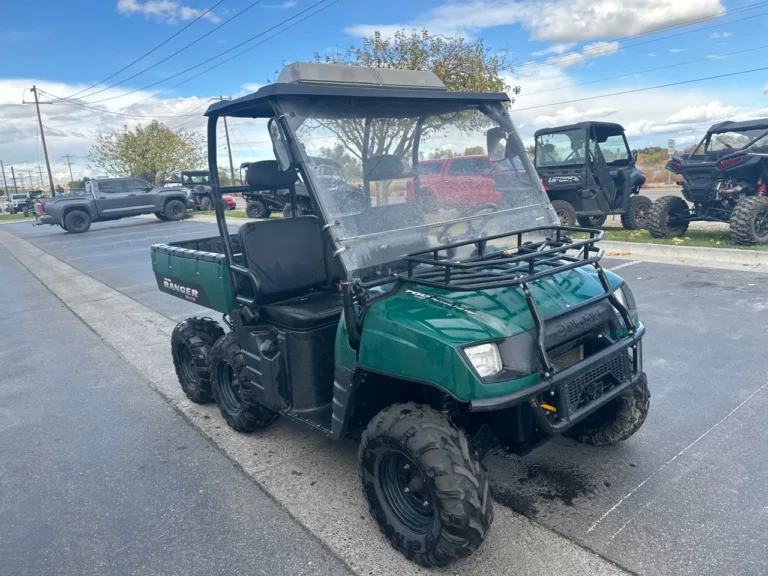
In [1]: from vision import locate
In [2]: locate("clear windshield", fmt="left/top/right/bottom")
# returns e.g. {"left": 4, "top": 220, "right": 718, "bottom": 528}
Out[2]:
{"left": 181, "top": 173, "right": 210, "bottom": 185}
{"left": 12, "top": 194, "right": 26, "bottom": 200}
{"left": 695, "top": 129, "right": 768, "bottom": 154}
{"left": 281, "top": 99, "right": 557, "bottom": 279}
{"left": 535, "top": 130, "right": 587, "bottom": 167}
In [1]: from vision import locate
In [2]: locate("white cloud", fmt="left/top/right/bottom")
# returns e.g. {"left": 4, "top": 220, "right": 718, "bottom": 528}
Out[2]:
{"left": 709, "top": 31, "right": 731, "bottom": 39}
{"left": 546, "top": 53, "right": 584, "bottom": 69}
{"left": 346, "top": 0, "right": 725, "bottom": 43}
{"left": 647, "top": 53, "right": 656, "bottom": 57}
{"left": 117, "top": 0, "right": 220, "bottom": 24}
{"left": 764, "top": 83, "right": 768, "bottom": 94}
{"left": 705, "top": 54, "right": 728, "bottom": 60}
{"left": 582, "top": 41, "right": 619, "bottom": 59}
{"left": 535, "top": 105, "right": 617, "bottom": 126}
{"left": 531, "top": 43, "right": 574, "bottom": 56}
{"left": 669, "top": 48, "right": 687, "bottom": 53}
{"left": 666, "top": 101, "right": 738, "bottom": 124}
{"left": 262, "top": 1, "right": 297, "bottom": 8}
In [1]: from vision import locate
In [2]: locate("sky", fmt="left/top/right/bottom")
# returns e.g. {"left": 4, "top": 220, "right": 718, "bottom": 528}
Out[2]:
{"left": 1, "top": 0, "right": 768, "bottom": 186}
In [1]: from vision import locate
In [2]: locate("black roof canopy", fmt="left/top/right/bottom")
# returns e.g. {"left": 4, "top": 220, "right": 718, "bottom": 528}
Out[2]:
{"left": 708, "top": 118, "right": 768, "bottom": 134}
{"left": 534, "top": 121, "right": 626, "bottom": 138}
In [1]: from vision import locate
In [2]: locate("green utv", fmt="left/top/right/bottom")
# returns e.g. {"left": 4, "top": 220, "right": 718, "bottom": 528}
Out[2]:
{"left": 151, "top": 62, "right": 650, "bottom": 567}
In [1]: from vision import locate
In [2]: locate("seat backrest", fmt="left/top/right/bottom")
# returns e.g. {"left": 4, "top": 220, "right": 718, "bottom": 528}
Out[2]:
{"left": 238, "top": 216, "right": 327, "bottom": 302}
{"left": 245, "top": 160, "right": 298, "bottom": 192}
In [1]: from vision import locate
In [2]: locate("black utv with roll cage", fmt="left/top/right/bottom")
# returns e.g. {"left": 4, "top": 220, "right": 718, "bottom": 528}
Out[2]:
{"left": 653, "top": 118, "right": 768, "bottom": 245}
{"left": 534, "top": 122, "right": 650, "bottom": 229}
{"left": 151, "top": 62, "right": 650, "bottom": 567}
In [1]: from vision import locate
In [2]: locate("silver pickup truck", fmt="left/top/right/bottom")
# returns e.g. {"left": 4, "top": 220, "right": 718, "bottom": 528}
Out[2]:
{"left": 35, "top": 177, "right": 195, "bottom": 233}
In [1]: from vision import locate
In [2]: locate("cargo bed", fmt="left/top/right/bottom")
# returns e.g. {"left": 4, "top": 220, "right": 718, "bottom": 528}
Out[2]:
{"left": 151, "top": 234, "right": 251, "bottom": 314}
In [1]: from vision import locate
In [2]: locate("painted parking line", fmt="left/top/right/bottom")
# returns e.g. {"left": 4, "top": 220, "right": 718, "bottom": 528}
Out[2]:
{"left": 607, "top": 260, "right": 641, "bottom": 272}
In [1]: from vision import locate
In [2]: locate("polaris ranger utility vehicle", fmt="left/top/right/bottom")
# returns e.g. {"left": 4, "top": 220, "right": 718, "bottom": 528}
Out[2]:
{"left": 653, "top": 118, "right": 768, "bottom": 245}
{"left": 151, "top": 62, "right": 649, "bottom": 567}
{"left": 534, "top": 122, "right": 650, "bottom": 229}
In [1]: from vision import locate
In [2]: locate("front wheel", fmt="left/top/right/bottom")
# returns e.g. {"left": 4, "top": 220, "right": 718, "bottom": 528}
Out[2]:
{"left": 63, "top": 209, "right": 92, "bottom": 233}
{"left": 648, "top": 195, "right": 690, "bottom": 238}
{"left": 550, "top": 200, "right": 576, "bottom": 227}
{"left": 729, "top": 196, "right": 768, "bottom": 245}
{"left": 577, "top": 214, "right": 607, "bottom": 228}
{"left": 359, "top": 403, "right": 493, "bottom": 567}
{"left": 621, "top": 195, "right": 652, "bottom": 230}
{"left": 246, "top": 199, "right": 270, "bottom": 219}
{"left": 163, "top": 199, "right": 187, "bottom": 221}
{"left": 566, "top": 373, "right": 650, "bottom": 446}
{"left": 155, "top": 212, "right": 169, "bottom": 221}
{"left": 199, "top": 196, "right": 212, "bottom": 211}
{"left": 210, "top": 333, "right": 278, "bottom": 433}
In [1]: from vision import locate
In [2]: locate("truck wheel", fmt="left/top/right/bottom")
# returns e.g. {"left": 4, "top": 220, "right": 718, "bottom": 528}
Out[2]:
{"left": 163, "top": 199, "right": 187, "bottom": 221}
{"left": 550, "top": 200, "right": 576, "bottom": 227}
{"left": 210, "top": 333, "right": 278, "bottom": 432}
{"left": 648, "top": 196, "right": 689, "bottom": 238}
{"left": 200, "top": 196, "right": 212, "bottom": 210}
{"left": 576, "top": 215, "right": 607, "bottom": 228}
{"left": 64, "top": 209, "right": 92, "bottom": 233}
{"left": 566, "top": 373, "right": 650, "bottom": 446}
{"left": 154, "top": 212, "right": 169, "bottom": 221}
{"left": 171, "top": 318, "right": 225, "bottom": 404}
{"left": 729, "top": 196, "right": 768, "bottom": 245}
{"left": 359, "top": 403, "right": 493, "bottom": 567}
{"left": 621, "top": 195, "right": 652, "bottom": 230}
{"left": 246, "top": 199, "right": 270, "bottom": 219}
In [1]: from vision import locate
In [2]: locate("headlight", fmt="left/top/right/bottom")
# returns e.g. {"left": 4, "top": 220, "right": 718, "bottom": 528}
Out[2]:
{"left": 464, "top": 343, "right": 503, "bottom": 378}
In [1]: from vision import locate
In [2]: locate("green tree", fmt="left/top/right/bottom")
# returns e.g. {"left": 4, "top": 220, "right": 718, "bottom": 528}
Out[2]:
{"left": 88, "top": 121, "right": 204, "bottom": 185}
{"left": 318, "top": 142, "right": 362, "bottom": 179}
{"left": 427, "top": 147, "right": 456, "bottom": 160}
{"left": 464, "top": 145, "right": 485, "bottom": 155}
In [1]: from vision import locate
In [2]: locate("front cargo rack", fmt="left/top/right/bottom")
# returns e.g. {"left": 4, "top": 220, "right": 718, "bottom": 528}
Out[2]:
{"left": 392, "top": 225, "right": 636, "bottom": 379}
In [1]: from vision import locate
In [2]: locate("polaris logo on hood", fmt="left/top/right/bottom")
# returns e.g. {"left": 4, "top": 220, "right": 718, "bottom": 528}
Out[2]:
{"left": 547, "top": 176, "right": 580, "bottom": 184}
{"left": 163, "top": 277, "right": 199, "bottom": 301}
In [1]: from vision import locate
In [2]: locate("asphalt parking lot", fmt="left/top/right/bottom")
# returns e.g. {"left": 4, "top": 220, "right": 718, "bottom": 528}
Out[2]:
{"left": 4, "top": 215, "right": 768, "bottom": 576}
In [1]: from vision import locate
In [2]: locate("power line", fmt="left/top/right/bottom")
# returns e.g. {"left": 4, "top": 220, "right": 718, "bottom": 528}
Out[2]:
{"left": 519, "top": 42, "right": 768, "bottom": 98}
{"left": 80, "top": 0, "right": 334, "bottom": 105}
{"left": 524, "top": 0, "right": 768, "bottom": 67}
{"left": 512, "top": 65, "right": 768, "bottom": 112}
{"left": 71, "top": 0, "right": 267, "bottom": 102}
{"left": 63, "top": 0, "right": 225, "bottom": 100}
{"left": 36, "top": 90, "right": 205, "bottom": 120}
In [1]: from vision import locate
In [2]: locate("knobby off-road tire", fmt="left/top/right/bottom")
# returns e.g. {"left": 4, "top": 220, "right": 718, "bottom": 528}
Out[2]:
{"left": 550, "top": 200, "right": 576, "bottom": 227}
{"left": 171, "top": 318, "right": 225, "bottom": 404}
{"left": 163, "top": 199, "right": 187, "bottom": 221}
{"left": 154, "top": 212, "right": 169, "bottom": 221}
{"left": 210, "top": 333, "right": 278, "bottom": 433}
{"left": 621, "top": 195, "right": 652, "bottom": 230}
{"left": 729, "top": 195, "right": 768, "bottom": 245}
{"left": 64, "top": 209, "right": 92, "bottom": 233}
{"left": 567, "top": 373, "right": 650, "bottom": 446}
{"left": 359, "top": 402, "right": 493, "bottom": 567}
{"left": 577, "top": 214, "right": 607, "bottom": 228}
{"left": 199, "top": 196, "right": 212, "bottom": 211}
{"left": 246, "top": 199, "right": 270, "bottom": 219}
{"left": 648, "top": 195, "right": 689, "bottom": 238}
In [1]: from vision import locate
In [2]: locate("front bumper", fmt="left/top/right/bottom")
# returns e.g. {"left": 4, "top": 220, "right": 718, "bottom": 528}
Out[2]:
{"left": 470, "top": 323, "right": 645, "bottom": 433}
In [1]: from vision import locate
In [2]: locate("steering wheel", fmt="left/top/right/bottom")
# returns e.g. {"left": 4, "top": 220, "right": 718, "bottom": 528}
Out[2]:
{"left": 436, "top": 204, "right": 499, "bottom": 256}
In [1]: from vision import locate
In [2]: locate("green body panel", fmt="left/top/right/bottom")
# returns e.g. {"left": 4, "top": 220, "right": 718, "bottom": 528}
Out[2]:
{"left": 151, "top": 249, "right": 236, "bottom": 314}
{"left": 341, "top": 267, "right": 628, "bottom": 402}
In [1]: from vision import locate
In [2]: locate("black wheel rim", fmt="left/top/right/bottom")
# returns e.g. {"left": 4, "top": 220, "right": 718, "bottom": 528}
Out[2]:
{"left": 178, "top": 344, "right": 197, "bottom": 385}
{"left": 589, "top": 216, "right": 604, "bottom": 225}
{"left": 635, "top": 204, "right": 649, "bottom": 224}
{"left": 169, "top": 204, "right": 182, "bottom": 217}
{"left": 216, "top": 360, "right": 242, "bottom": 412}
{"left": 250, "top": 203, "right": 265, "bottom": 217}
{"left": 557, "top": 210, "right": 570, "bottom": 226}
{"left": 72, "top": 216, "right": 85, "bottom": 229}
{"left": 379, "top": 451, "right": 434, "bottom": 534}
{"left": 755, "top": 207, "right": 768, "bottom": 238}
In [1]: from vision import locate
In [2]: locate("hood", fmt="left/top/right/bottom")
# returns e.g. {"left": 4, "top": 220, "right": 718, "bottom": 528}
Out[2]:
{"left": 366, "top": 266, "right": 623, "bottom": 347}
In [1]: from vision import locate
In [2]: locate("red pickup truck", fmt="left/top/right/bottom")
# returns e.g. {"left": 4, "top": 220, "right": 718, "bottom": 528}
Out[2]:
{"left": 406, "top": 155, "right": 504, "bottom": 207}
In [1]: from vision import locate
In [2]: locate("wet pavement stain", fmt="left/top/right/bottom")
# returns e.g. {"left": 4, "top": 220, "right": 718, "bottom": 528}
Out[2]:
{"left": 493, "top": 486, "right": 540, "bottom": 518}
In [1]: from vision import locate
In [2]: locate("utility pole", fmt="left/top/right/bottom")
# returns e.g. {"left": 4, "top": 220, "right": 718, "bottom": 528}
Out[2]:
{"left": 27, "top": 86, "right": 56, "bottom": 196}
{"left": 218, "top": 96, "right": 235, "bottom": 183}
{"left": 0, "top": 161, "right": 8, "bottom": 198}
{"left": 38, "top": 165, "right": 44, "bottom": 189}
{"left": 64, "top": 154, "right": 75, "bottom": 186}
{"left": 10, "top": 166, "right": 18, "bottom": 193}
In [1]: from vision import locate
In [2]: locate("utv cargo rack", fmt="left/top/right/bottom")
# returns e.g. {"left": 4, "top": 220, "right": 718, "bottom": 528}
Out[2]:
{"left": 392, "top": 225, "right": 637, "bottom": 380}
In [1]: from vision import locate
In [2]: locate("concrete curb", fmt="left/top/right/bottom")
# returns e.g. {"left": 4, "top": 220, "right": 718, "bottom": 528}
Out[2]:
{"left": 0, "top": 227, "right": 630, "bottom": 576}
{"left": 600, "top": 240, "right": 767, "bottom": 271}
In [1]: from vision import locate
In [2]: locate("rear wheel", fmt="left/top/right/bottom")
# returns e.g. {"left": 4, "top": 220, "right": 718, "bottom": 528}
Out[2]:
{"left": 567, "top": 373, "right": 650, "bottom": 446}
{"left": 210, "top": 333, "right": 278, "bottom": 432}
{"left": 359, "top": 403, "right": 493, "bottom": 567}
{"left": 621, "top": 195, "right": 652, "bottom": 230}
{"left": 163, "top": 199, "right": 187, "bottom": 221}
{"left": 154, "top": 212, "right": 169, "bottom": 221}
{"left": 199, "top": 196, "right": 212, "bottom": 210}
{"left": 63, "top": 209, "right": 91, "bottom": 233}
{"left": 576, "top": 214, "right": 607, "bottom": 228}
{"left": 171, "top": 318, "right": 225, "bottom": 404}
{"left": 246, "top": 199, "right": 270, "bottom": 219}
{"left": 729, "top": 196, "right": 768, "bottom": 245}
{"left": 648, "top": 195, "right": 690, "bottom": 238}
{"left": 550, "top": 200, "right": 576, "bottom": 227}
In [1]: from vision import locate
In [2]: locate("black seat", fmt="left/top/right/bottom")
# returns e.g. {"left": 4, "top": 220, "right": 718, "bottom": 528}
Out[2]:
{"left": 260, "top": 292, "right": 342, "bottom": 330}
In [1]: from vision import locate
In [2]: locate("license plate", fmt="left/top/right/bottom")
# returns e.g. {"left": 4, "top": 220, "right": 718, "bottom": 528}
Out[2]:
{"left": 552, "top": 345, "right": 584, "bottom": 370}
